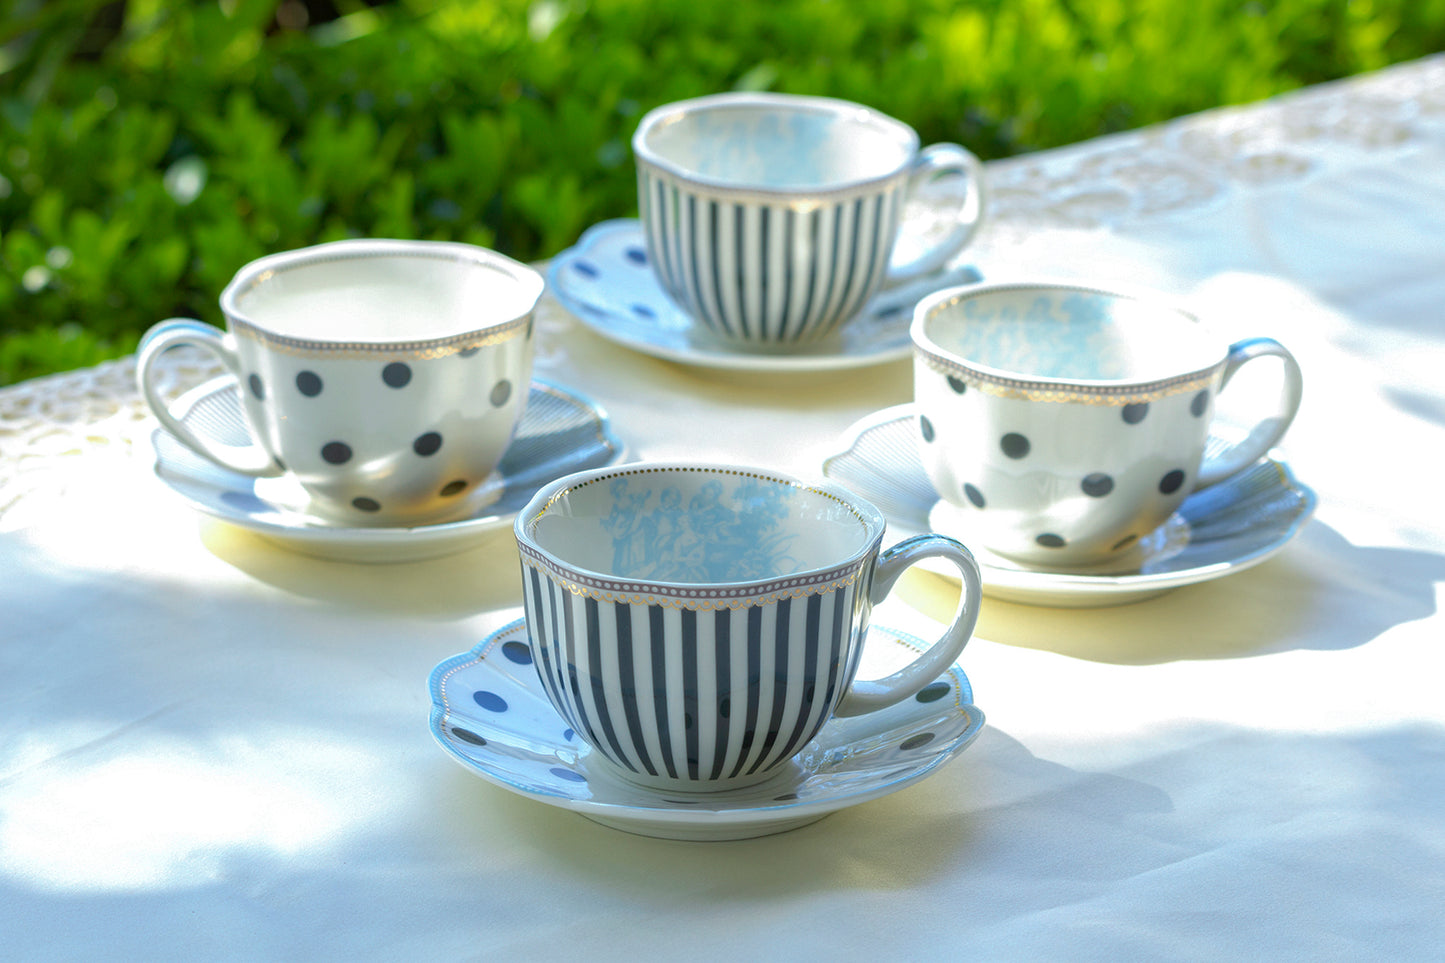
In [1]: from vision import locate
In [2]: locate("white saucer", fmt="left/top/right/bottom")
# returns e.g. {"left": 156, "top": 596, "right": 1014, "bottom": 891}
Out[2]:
{"left": 429, "top": 619, "right": 984, "bottom": 841}
{"left": 822, "top": 405, "right": 1318, "bottom": 607}
{"left": 151, "top": 378, "right": 625, "bottom": 563}
{"left": 547, "top": 219, "right": 981, "bottom": 372}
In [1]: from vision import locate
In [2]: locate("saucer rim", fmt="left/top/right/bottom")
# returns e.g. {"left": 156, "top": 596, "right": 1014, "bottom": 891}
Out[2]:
{"left": 547, "top": 219, "right": 916, "bottom": 372}
{"left": 151, "top": 376, "right": 626, "bottom": 552}
{"left": 822, "top": 404, "right": 1318, "bottom": 601}
{"left": 427, "top": 619, "right": 985, "bottom": 831}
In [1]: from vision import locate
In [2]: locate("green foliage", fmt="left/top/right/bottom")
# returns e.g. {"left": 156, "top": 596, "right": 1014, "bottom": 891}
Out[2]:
{"left": 2, "top": 0, "right": 1443, "bottom": 384}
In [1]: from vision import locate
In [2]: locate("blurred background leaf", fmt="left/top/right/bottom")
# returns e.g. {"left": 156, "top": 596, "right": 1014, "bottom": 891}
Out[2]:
{"left": 1, "top": 0, "right": 1443, "bottom": 383}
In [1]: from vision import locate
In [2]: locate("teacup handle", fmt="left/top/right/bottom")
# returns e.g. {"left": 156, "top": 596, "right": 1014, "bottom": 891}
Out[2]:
{"left": 1194, "top": 337, "right": 1304, "bottom": 489}
{"left": 136, "top": 319, "right": 283, "bottom": 477}
{"left": 833, "top": 533, "right": 983, "bottom": 718}
{"left": 886, "top": 143, "right": 989, "bottom": 285}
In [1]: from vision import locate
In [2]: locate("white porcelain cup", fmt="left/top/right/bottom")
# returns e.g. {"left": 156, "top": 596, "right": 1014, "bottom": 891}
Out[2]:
{"left": 911, "top": 281, "right": 1304, "bottom": 566}
{"left": 514, "top": 462, "right": 983, "bottom": 793}
{"left": 137, "top": 239, "right": 543, "bottom": 526}
{"left": 633, "top": 92, "right": 987, "bottom": 347}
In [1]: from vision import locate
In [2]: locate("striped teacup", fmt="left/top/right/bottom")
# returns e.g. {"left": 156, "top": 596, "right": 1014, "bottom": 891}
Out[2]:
{"left": 633, "top": 93, "right": 988, "bottom": 347}
{"left": 514, "top": 462, "right": 983, "bottom": 793}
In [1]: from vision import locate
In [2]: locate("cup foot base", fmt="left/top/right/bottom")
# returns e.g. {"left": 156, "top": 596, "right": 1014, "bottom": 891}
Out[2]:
{"left": 589, "top": 755, "right": 805, "bottom": 797}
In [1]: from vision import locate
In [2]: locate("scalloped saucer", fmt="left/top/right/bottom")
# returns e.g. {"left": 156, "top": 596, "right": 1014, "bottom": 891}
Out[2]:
{"left": 150, "top": 378, "right": 625, "bottom": 563}
{"left": 821, "top": 405, "right": 1317, "bottom": 607}
{"left": 429, "top": 620, "right": 984, "bottom": 840}
{"left": 546, "top": 219, "right": 981, "bottom": 372}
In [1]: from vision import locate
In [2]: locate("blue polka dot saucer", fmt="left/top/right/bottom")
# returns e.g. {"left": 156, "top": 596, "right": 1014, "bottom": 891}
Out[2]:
{"left": 428, "top": 619, "right": 985, "bottom": 841}
{"left": 150, "top": 377, "right": 624, "bottom": 563}
{"left": 822, "top": 405, "right": 1318, "bottom": 607}
{"left": 547, "top": 219, "right": 982, "bottom": 372}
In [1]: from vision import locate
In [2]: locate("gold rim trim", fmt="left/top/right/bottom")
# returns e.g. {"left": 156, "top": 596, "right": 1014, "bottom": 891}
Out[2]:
{"left": 230, "top": 313, "right": 532, "bottom": 359}
{"left": 533, "top": 465, "right": 872, "bottom": 527}
{"left": 518, "top": 544, "right": 872, "bottom": 611}
{"left": 917, "top": 348, "right": 1218, "bottom": 405}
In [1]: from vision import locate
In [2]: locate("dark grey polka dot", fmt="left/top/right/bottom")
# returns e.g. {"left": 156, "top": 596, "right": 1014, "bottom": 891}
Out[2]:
{"left": 900, "top": 733, "right": 936, "bottom": 751}
{"left": 473, "top": 690, "right": 507, "bottom": 712}
{"left": 458, "top": 345, "right": 481, "bottom": 358}
{"left": 439, "top": 479, "right": 468, "bottom": 497}
{"left": 1190, "top": 390, "right": 1209, "bottom": 417}
{"left": 916, "top": 681, "right": 951, "bottom": 704}
{"left": 919, "top": 415, "right": 935, "bottom": 443}
{"left": 946, "top": 375, "right": 968, "bottom": 394}
{"left": 451, "top": 727, "right": 486, "bottom": 746}
{"left": 1112, "top": 533, "right": 1139, "bottom": 551}
{"left": 490, "top": 380, "right": 512, "bottom": 407}
{"left": 964, "top": 483, "right": 986, "bottom": 508}
{"left": 296, "top": 370, "right": 322, "bottom": 397}
{"left": 1082, "top": 473, "right": 1115, "bottom": 497}
{"left": 1036, "top": 533, "right": 1066, "bottom": 548}
{"left": 1122, "top": 402, "right": 1149, "bottom": 424}
{"left": 382, "top": 362, "right": 412, "bottom": 388}
{"left": 1159, "top": 469, "right": 1186, "bottom": 494}
{"left": 248, "top": 374, "right": 265, "bottom": 400}
{"left": 413, "top": 431, "right": 442, "bottom": 456}
{"left": 1001, "top": 433, "right": 1031, "bottom": 459}
{"left": 501, "top": 640, "right": 532, "bottom": 665}
{"left": 352, "top": 497, "right": 380, "bottom": 512}
{"left": 321, "top": 441, "right": 352, "bottom": 464}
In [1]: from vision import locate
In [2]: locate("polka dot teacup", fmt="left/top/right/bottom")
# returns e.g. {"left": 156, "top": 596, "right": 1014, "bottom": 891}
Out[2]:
{"left": 514, "top": 462, "right": 984, "bottom": 793}
{"left": 138, "top": 239, "right": 543, "bottom": 526}
{"left": 911, "top": 281, "right": 1304, "bottom": 566}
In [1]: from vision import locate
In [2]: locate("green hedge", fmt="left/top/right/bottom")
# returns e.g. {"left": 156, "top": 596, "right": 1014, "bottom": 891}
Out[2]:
{"left": 3, "top": 0, "right": 1443, "bottom": 383}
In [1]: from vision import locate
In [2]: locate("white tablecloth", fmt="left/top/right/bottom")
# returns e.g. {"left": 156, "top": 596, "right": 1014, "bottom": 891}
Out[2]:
{"left": 3, "top": 57, "right": 1443, "bottom": 961}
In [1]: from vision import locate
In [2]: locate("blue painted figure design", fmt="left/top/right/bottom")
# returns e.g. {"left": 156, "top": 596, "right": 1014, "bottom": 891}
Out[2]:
{"left": 599, "top": 476, "right": 803, "bottom": 582}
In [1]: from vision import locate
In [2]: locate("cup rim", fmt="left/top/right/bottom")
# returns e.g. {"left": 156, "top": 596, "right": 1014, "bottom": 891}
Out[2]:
{"left": 514, "top": 461, "right": 887, "bottom": 603}
{"left": 910, "top": 279, "right": 1228, "bottom": 404}
{"left": 632, "top": 92, "right": 921, "bottom": 200}
{"left": 218, "top": 238, "right": 545, "bottom": 354}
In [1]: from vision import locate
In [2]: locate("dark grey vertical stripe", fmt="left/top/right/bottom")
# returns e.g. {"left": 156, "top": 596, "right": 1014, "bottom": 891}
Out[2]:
{"left": 775, "top": 208, "right": 795, "bottom": 341}
{"left": 648, "top": 605, "right": 678, "bottom": 779}
{"left": 830, "top": 197, "right": 866, "bottom": 325}
{"left": 707, "top": 200, "right": 727, "bottom": 341}
{"left": 527, "top": 568, "right": 563, "bottom": 717}
{"left": 772, "top": 593, "right": 826, "bottom": 764}
{"left": 732, "top": 204, "right": 749, "bottom": 340}
{"left": 583, "top": 597, "right": 633, "bottom": 771}
{"left": 749, "top": 596, "right": 792, "bottom": 775}
{"left": 819, "top": 581, "right": 851, "bottom": 708}
{"left": 710, "top": 607, "right": 732, "bottom": 780}
{"left": 756, "top": 206, "right": 771, "bottom": 341}
{"left": 681, "top": 607, "right": 700, "bottom": 780}
{"left": 796, "top": 208, "right": 821, "bottom": 338}
{"left": 561, "top": 589, "right": 608, "bottom": 761}
{"left": 729, "top": 605, "right": 765, "bottom": 780}
{"left": 684, "top": 194, "right": 711, "bottom": 332}
{"left": 614, "top": 604, "right": 657, "bottom": 777}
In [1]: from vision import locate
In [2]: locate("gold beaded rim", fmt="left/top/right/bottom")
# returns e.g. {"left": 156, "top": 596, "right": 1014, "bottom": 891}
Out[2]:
{"left": 221, "top": 241, "right": 542, "bottom": 360}
{"left": 518, "top": 463, "right": 884, "bottom": 610}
